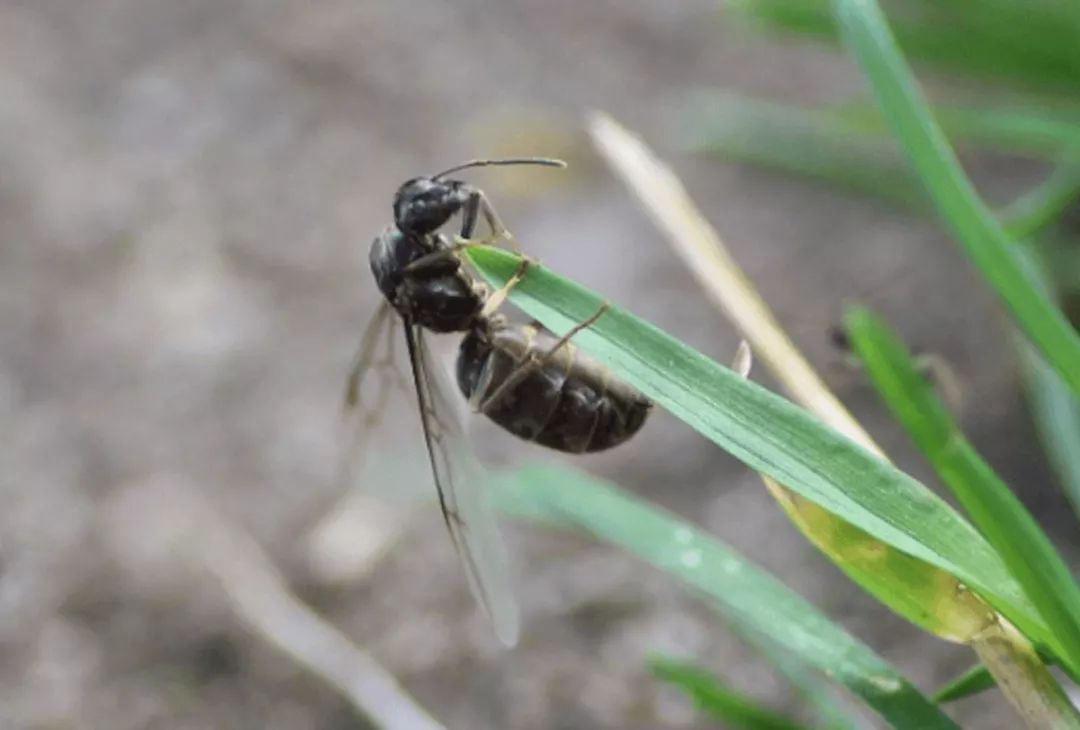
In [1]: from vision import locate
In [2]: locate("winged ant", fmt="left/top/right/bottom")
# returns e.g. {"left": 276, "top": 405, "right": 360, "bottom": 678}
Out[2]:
{"left": 348, "top": 157, "right": 652, "bottom": 645}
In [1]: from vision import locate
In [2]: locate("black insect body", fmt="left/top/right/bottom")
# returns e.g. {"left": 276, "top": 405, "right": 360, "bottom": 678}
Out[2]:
{"left": 351, "top": 157, "right": 651, "bottom": 646}
{"left": 351, "top": 158, "right": 569, "bottom": 647}
{"left": 370, "top": 157, "right": 562, "bottom": 335}
{"left": 369, "top": 226, "right": 486, "bottom": 334}
{"left": 457, "top": 315, "right": 652, "bottom": 454}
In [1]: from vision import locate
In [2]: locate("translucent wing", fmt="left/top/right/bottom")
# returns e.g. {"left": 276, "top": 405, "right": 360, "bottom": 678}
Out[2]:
{"left": 339, "top": 300, "right": 411, "bottom": 490}
{"left": 320, "top": 301, "right": 424, "bottom": 584}
{"left": 403, "top": 322, "right": 520, "bottom": 646}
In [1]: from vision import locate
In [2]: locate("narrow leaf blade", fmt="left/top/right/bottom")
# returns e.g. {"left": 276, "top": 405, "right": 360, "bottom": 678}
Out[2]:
{"left": 465, "top": 245, "right": 1054, "bottom": 657}
{"left": 844, "top": 306, "right": 1080, "bottom": 675}
{"left": 833, "top": 0, "right": 1080, "bottom": 401}
{"left": 499, "top": 465, "right": 960, "bottom": 730}
{"left": 650, "top": 658, "right": 810, "bottom": 730}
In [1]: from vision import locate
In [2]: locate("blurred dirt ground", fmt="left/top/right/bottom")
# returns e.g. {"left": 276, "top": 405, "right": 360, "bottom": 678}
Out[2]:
{"left": 1, "top": 1, "right": 1076, "bottom": 728}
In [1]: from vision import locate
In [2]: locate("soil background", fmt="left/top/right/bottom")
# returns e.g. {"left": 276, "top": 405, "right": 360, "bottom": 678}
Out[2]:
{"left": 2, "top": 1, "right": 1076, "bottom": 728}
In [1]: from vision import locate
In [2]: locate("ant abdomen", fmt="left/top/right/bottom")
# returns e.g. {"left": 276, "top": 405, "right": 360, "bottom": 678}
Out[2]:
{"left": 457, "top": 321, "right": 652, "bottom": 454}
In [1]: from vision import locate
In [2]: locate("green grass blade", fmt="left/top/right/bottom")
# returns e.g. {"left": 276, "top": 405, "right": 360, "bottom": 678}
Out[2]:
{"left": 1000, "top": 159, "right": 1080, "bottom": 239}
{"left": 726, "top": 618, "right": 862, "bottom": 729}
{"left": 687, "top": 93, "right": 1080, "bottom": 166}
{"left": 833, "top": 102, "right": 1080, "bottom": 158}
{"left": 465, "top": 245, "right": 1057, "bottom": 660}
{"left": 736, "top": 0, "right": 1080, "bottom": 93}
{"left": 833, "top": 0, "right": 1080, "bottom": 401}
{"left": 931, "top": 644, "right": 1069, "bottom": 704}
{"left": 682, "top": 93, "right": 926, "bottom": 209}
{"left": 498, "top": 465, "right": 960, "bottom": 730}
{"left": 1019, "top": 341, "right": 1080, "bottom": 521}
{"left": 931, "top": 662, "right": 998, "bottom": 704}
{"left": 931, "top": 106, "right": 1080, "bottom": 158}
{"left": 1012, "top": 246, "right": 1080, "bottom": 520}
{"left": 650, "top": 658, "right": 810, "bottom": 730}
{"left": 590, "top": 110, "right": 1019, "bottom": 655}
{"left": 843, "top": 306, "right": 1080, "bottom": 676}
{"left": 659, "top": 594, "right": 863, "bottom": 728}
{"left": 685, "top": 94, "right": 1080, "bottom": 239}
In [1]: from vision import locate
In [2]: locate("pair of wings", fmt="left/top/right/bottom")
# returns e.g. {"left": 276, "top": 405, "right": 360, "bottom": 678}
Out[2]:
{"left": 343, "top": 301, "right": 519, "bottom": 646}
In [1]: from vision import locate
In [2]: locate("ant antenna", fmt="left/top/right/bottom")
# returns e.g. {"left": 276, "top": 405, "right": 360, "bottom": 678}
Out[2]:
{"left": 431, "top": 157, "right": 567, "bottom": 180}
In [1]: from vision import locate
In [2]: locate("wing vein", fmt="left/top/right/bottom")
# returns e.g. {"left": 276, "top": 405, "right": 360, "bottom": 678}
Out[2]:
{"left": 403, "top": 322, "right": 520, "bottom": 646}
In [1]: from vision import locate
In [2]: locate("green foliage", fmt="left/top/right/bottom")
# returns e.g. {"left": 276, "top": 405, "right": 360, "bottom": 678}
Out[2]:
{"left": 467, "top": 246, "right": 1055, "bottom": 654}
{"left": 650, "top": 658, "right": 809, "bottom": 730}
{"left": 1013, "top": 251, "right": 1080, "bottom": 521}
{"left": 832, "top": 103, "right": 1080, "bottom": 158}
{"left": 843, "top": 307, "right": 1080, "bottom": 675}
{"left": 722, "top": 618, "right": 862, "bottom": 729}
{"left": 1019, "top": 341, "right": 1080, "bottom": 521}
{"left": 497, "top": 465, "right": 959, "bottom": 729}
{"left": 735, "top": 0, "right": 1080, "bottom": 93}
{"left": 932, "top": 647, "right": 1062, "bottom": 704}
{"left": 649, "top": 0, "right": 1080, "bottom": 723}
{"left": 682, "top": 93, "right": 926, "bottom": 209}
{"left": 832, "top": 0, "right": 1080, "bottom": 401}
{"left": 932, "top": 662, "right": 998, "bottom": 704}
{"left": 684, "top": 94, "right": 1080, "bottom": 239}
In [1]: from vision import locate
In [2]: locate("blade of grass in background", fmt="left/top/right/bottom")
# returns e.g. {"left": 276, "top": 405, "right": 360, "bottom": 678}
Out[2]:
{"left": 591, "top": 110, "right": 1013, "bottom": 660}
{"left": 681, "top": 93, "right": 926, "bottom": 209}
{"left": 650, "top": 658, "right": 810, "bottom": 730}
{"left": 726, "top": 617, "right": 862, "bottom": 729}
{"left": 1000, "top": 159, "right": 1080, "bottom": 239}
{"left": 587, "top": 112, "right": 1080, "bottom": 725}
{"left": 832, "top": 0, "right": 1080, "bottom": 401}
{"left": 686, "top": 93, "right": 1080, "bottom": 168}
{"left": 1012, "top": 247, "right": 1080, "bottom": 520}
{"left": 466, "top": 245, "right": 1061, "bottom": 663}
{"left": 843, "top": 307, "right": 1080, "bottom": 723}
{"left": 684, "top": 94, "right": 1080, "bottom": 240}
{"left": 658, "top": 604, "right": 863, "bottom": 728}
{"left": 932, "top": 646, "right": 1064, "bottom": 704}
{"left": 833, "top": 103, "right": 1080, "bottom": 159}
{"left": 734, "top": 0, "right": 1080, "bottom": 94}
{"left": 932, "top": 662, "right": 999, "bottom": 704}
{"left": 498, "top": 465, "right": 960, "bottom": 730}
{"left": 1019, "top": 342, "right": 1080, "bottom": 521}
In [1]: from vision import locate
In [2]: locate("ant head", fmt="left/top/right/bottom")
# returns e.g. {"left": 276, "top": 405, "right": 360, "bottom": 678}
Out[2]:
{"left": 393, "top": 176, "right": 469, "bottom": 236}
{"left": 393, "top": 157, "right": 567, "bottom": 236}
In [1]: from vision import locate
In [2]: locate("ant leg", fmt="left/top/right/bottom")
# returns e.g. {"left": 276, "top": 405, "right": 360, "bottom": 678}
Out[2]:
{"left": 403, "top": 246, "right": 465, "bottom": 275}
{"left": 459, "top": 190, "right": 481, "bottom": 240}
{"left": 452, "top": 191, "right": 520, "bottom": 253}
{"left": 406, "top": 201, "right": 520, "bottom": 273}
{"left": 476, "top": 303, "right": 610, "bottom": 413}
{"left": 535, "top": 303, "right": 609, "bottom": 361}
{"left": 403, "top": 237, "right": 526, "bottom": 276}
{"left": 471, "top": 346, "right": 537, "bottom": 415}
{"left": 407, "top": 189, "right": 534, "bottom": 301}
{"left": 478, "top": 192, "right": 519, "bottom": 252}
{"left": 479, "top": 258, "right": 532, "bottom": 318}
